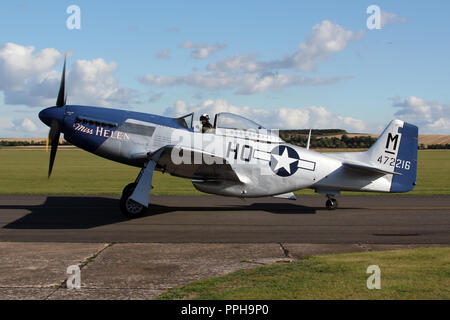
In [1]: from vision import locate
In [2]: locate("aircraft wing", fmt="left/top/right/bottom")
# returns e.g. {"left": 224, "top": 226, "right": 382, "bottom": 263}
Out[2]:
{"left": 341, "top": 159, "right": 402, "bottom": 176}
{"left": 150, "top": 146, "right": 243, "bottom": 182}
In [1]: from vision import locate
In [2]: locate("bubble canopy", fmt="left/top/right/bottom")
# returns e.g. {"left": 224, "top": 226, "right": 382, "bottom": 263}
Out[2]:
{"left": 214, "top": 112, "right": 265, "bottom": 131}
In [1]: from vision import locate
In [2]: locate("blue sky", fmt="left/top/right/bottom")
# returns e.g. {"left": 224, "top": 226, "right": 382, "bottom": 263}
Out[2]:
{"left": 1, "top": 0, "right": 449, "bottom": 137}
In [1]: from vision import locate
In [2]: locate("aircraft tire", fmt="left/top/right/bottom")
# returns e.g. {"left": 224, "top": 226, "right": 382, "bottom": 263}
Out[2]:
{"left": 326, "top": 198, "right": 338, "bottom": 210}
{"left": 120, "top": 183, "right": 146, "bottom": 218}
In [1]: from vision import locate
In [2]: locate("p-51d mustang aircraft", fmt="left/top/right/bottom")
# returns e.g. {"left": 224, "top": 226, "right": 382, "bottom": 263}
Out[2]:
{"left": 39, "top": 59, "right": 418, "bottom": 218}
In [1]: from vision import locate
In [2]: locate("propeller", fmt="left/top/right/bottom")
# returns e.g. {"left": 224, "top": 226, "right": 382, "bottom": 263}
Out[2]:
{"left": 46, "top": 56, "right": 67, "bottom": 178}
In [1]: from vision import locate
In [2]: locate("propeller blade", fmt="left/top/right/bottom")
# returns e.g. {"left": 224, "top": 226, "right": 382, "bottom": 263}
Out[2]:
{"left": 56, "top": 56, "right": 67, "bottom": 107}
{"left": 48, "top": 120, "right": 61, "bottom": 178}
{"left": 48, "top": 132, "right": 60, "bottom": 178}
{"left": 47, "top": 56, "right": 67, "bottom": 177}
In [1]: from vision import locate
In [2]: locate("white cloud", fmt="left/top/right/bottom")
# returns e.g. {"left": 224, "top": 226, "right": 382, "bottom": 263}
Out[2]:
{"left": 0, "top": 42, "right": 62, "bottom": 107}
{"left": 142, "top": 21, "right": 361, "bottom": 94}
{"left": 68, "top": 58, "right": 133, "bottom": 107}
{"left": 207, "top": 20, "right": 364, "bottom": 73}
{"left": 425, "top": 118, "right": 450, "bottom": 132}
{"left": 16, "top": 118, "right": 37, "bottom": 132}
{"left": 180, "top": 41, "right": 227, "bottom": 59}
{"left": 164, "top": 98, "right": 369, "bottom": 132}
{"left": 266, "top": 20, "right": 364, "bottom": 72}
{"left": 0, "top": 116, "right": 48, "bottom": 137}
{"left": 393, "top": 96, "right": 450, "bottom": 133}
{"left": 0, "top": 42, "right": 61, "bottom": 90}
{"left": 207, "top": 54, "right": 263, "bottom": 73}
{"left": 0, "top": 42, "right": 133, "bottom": 108}
{"left": 140, "top": 71, "right": 351, "bottom": 95}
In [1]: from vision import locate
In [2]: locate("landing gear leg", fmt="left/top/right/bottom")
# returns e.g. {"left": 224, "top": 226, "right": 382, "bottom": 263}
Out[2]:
{"left": 325, "top": 195, "right": 338, "bottom": 210}
{"left": 119, "top": 158, "right": 158, "bottom": 218}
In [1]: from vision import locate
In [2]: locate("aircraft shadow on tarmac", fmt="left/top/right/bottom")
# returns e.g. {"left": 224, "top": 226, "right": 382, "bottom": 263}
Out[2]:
{"left": 1, "top": 196, "right": 321, "bottom": 230}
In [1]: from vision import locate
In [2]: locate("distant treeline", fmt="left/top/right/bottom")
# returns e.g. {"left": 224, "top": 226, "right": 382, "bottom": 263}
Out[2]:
{"left": 281, "top": 129, "right": 347, "bottom": 136}
{"left": 0, "top": 140, "right": 71, "bottom": 146}
{"left": 425, "top": 144, "right": 450, "bottom": 149}
{"left": 280, "top": 130, "right": 450, "bottom": 149}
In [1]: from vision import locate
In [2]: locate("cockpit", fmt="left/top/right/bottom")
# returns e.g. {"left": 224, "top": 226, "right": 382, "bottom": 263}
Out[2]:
{"left": 177, "top": 112, "right": 265, "bottom": 131}
{"left": 176, "top": 112, "right": 282, "bottom": 143}
{"left": 213, "top": 113, "right": 264, "bottom": 131}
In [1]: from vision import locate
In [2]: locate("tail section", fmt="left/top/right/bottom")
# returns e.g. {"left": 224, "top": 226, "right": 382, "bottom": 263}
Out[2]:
{"left": 367, "top": 120, "right": 418, "bottom": 192}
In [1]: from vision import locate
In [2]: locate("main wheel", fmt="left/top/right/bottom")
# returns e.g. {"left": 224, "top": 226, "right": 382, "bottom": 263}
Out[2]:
{"left": 120, "top": 183, "right": 146, "bottom": 218}
{"left": 326, "top": 198, "right": 338, "bottom": 210}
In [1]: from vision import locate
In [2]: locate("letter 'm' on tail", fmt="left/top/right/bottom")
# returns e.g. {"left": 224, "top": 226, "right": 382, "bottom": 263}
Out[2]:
{"left": 367, "top": 120, "right": 418, "bottom": 192}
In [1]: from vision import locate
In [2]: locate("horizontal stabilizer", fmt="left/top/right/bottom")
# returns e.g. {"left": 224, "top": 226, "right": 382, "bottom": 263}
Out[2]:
{"left": 342, "top": 159, "right": 402, "bottom": 176}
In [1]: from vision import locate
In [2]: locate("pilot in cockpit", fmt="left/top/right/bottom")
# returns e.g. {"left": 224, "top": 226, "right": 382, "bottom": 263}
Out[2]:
{"left": 200, "top": 113, "right": 213, "bottom": 133}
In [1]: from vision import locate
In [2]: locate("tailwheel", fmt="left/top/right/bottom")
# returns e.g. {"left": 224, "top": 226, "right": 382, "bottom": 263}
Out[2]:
{"left": 325, "top": 197, "right": 338, "bottom": 210}
{"left": 120, "top": 183, "right": 146, "bottom": 218}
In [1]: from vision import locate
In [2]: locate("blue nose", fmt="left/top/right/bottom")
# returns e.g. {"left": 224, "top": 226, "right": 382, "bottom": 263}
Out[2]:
{"left": 39, "top": 106, "right": 65, "bottom": 127}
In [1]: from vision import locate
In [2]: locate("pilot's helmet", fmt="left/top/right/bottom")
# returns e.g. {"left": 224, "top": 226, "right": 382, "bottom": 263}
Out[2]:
{"left": 200, "top": 113, "right": 210, "bottom": 121}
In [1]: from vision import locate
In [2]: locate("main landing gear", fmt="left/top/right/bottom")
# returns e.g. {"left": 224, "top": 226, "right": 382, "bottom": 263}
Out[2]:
{"left": 325, "top": 195, "right": 338, "bottom": 210}
{"left": 119, "top": 156, "right": 159, "bottom": 219}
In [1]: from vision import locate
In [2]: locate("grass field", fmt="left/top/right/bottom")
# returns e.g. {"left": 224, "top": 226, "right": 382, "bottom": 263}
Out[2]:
{"left": 0, "top": 148, "right": 200, "bottom": 195}
{"left": 157, "top": 247, "right": 450, "bottom": 300}
{"left": 0, "top": 148, "right": 449, "bottom": 195}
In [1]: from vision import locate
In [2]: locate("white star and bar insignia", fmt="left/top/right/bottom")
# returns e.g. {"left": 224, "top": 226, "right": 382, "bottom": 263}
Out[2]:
{"left": 269, "top": 146, "right": 300, "bottom": 177}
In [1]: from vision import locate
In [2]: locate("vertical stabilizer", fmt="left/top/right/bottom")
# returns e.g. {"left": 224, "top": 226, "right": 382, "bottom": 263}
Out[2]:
{"left": 366, "top": 120, "right": 418, "bottom": 192}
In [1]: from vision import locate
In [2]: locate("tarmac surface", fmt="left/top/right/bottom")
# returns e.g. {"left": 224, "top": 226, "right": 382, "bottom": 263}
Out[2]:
{"left": 0, "top": 194, "right": 449, "bottom": 299}
{"left": 0, "top": 194, "right": 449, "bottom": 243}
